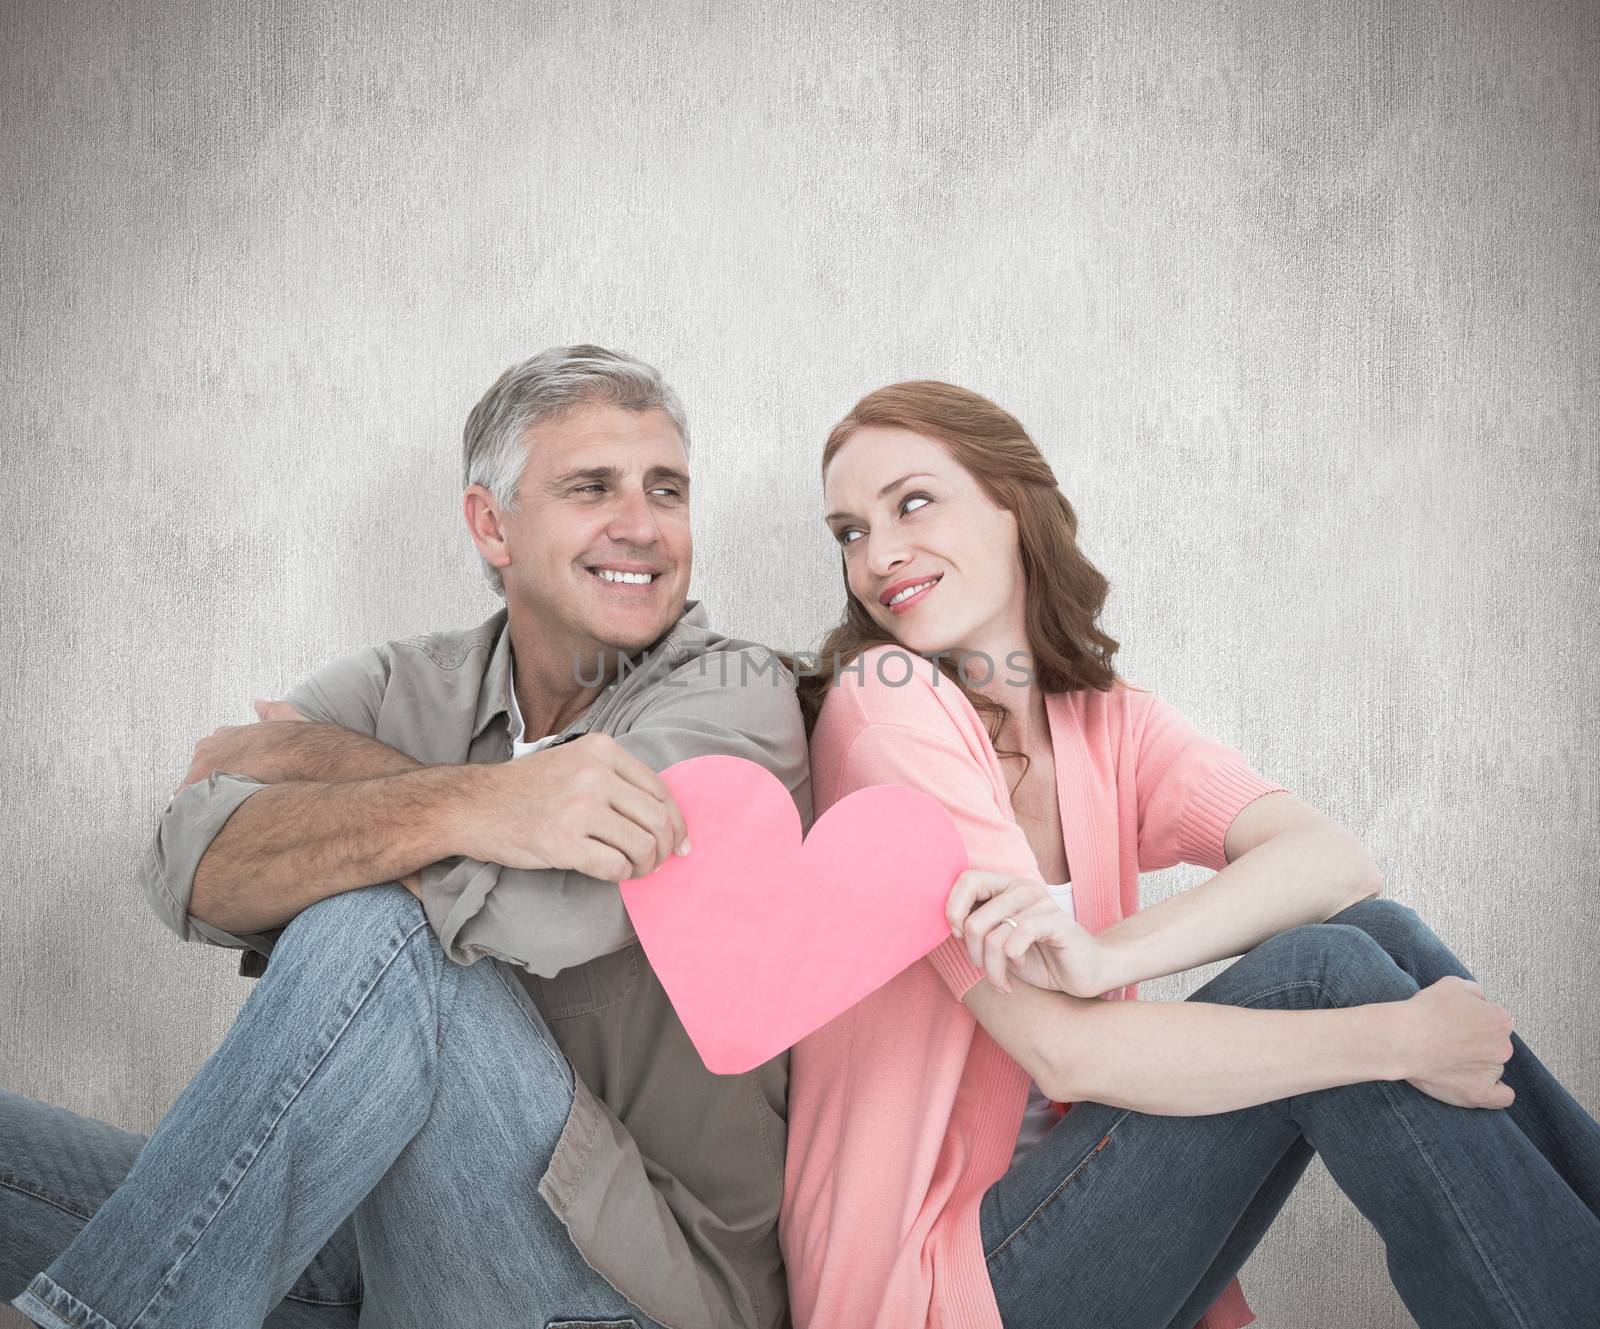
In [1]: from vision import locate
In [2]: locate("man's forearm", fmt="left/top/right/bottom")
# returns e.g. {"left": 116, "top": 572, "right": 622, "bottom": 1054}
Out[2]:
{"left": 192, "top": 721, "right": 426, "bottom": 788}
{"left": 189, "top": 765, "right": 480, "bottom": 935}
{"left": 284, "top": 724, "right": 425, "bottom": 781}
{"left": 1045, "top": 994, "right": 1402, "bottom": 1115}
{"left": 1094, "top": 829, "right": 1383, "bottom": 992}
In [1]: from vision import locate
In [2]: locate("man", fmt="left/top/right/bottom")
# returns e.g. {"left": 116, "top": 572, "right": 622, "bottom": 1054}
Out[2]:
{"left": 3, "top": 344, "right": 810, "bottom": 1329}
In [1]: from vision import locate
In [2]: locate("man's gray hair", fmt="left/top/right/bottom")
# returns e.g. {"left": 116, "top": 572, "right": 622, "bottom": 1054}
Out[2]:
{"left": 463, "top": 343, "right": 691, "bottom": 597}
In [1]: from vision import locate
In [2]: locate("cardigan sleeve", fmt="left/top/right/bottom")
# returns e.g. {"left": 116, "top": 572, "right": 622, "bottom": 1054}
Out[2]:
{"left": 824, "top": 655, "right": 1048, "bottom": 1003}
{"left": 1134, "top": 691, "right": 1289, "bottom": 873}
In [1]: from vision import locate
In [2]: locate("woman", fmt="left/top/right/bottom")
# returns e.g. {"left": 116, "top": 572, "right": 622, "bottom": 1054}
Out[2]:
{"left": 777, "top": 381, "right": 1600, "bottom": 1329}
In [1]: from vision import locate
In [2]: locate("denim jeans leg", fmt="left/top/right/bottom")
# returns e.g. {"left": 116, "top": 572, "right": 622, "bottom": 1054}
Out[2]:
{"left": 346, "top": 950, "right": 667, "bottom": 1328}
{"left": 1162, "top": 895, "right": 1600, "bottom": 1328}
{"left": 0, "top": 1083, "right": 363, "bottom": 1329}
{"left": 1327, "top": 896, "right": 1600, "bottom": 1218}
{"left": 7, "top": 885, "right": 441, "bottom": 1329}
{"left": 0, "top": 1089, "right": 352, "bottom": 1328}
{"left": 980, "top": 922, "right": 1600, "bottom": 1329}
{"left": 7, "top": 884, "right": 671, "bottom": 1329}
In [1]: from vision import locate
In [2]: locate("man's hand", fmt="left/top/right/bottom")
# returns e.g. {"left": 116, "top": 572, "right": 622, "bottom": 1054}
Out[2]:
{"left": 177, "top": 701, "right": 315, "bottom": 792}
{"left": 458, "top": 733, "right": 690, "bottom": 882}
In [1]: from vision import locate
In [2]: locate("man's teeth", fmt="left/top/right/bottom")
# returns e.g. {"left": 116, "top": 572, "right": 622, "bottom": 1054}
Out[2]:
{"left": 595, "top": 569, "right": 656, "bottom": 584}
{"left": 889, "top": 579, "right": 937, "bottom": 605}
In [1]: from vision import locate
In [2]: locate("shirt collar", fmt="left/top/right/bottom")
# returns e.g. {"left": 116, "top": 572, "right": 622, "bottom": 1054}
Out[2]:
{"left": 471, "top": 598, "right": 709, "bottom": 742}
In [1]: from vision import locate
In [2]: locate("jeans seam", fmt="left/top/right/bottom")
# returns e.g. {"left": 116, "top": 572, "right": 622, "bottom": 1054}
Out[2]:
{"left": 1230, "top": 980, "right": 1325, "bottom": 1010}
{"left": 489, "top": 960, "right": 576, "bottom": 1089}
{"left": 1372, "top": 1077, "right": 1528, "bottom": 1326}
{"left": 984, "top": 1107, "right": 1134, "bottom": 1263}
{"left": 280, "top": 1288, "right": 363, "bottom": 1308}
{"left": 16, "top": 1274, "right": 119, "bottom": 1329}
{"left": 0, "top": 1173, "right": 99, "bottom": 1223}
{"left": 286, "top": 1292, "right": 366, "bottom": 1311}
{"left": 122, "top": 916, "right": 435, "bottom": 1329}
{"left": 1261, "top": 942, "right": 1527, "bottom": 1327}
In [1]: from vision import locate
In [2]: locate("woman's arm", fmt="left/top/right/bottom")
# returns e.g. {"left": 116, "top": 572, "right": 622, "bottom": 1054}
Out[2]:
{"left": 1093, "top": 800, "right": 1382, "bottom": 991}
{"left": 964, "top": 974, "right": 1513, "bottom": 1115}
{"left": 955, "top": 797, "right": 1384, "bottom": 996}
{"left": 967, "top": 978, "right": 1392, "bottom": 1113}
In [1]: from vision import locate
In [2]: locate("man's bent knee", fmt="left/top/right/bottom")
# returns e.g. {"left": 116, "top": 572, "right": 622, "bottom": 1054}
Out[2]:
{"left": 270, "top": 883, "right": 432, "bottom": 974}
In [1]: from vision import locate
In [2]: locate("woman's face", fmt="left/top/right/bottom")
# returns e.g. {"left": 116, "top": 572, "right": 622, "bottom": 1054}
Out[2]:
{"left": 823, "top": 426, "right": 1025, "bottom": 659}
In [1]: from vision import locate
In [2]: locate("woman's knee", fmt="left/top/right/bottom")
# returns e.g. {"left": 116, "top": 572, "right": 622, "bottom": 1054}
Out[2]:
{"left": 1214, "top": 922, "right": 1418, "bottom": 1010}
{"left": 1326, "top": 897, "right": 1469, "bottom": 982}
{"left": 1327, "top": 896, "right": 1425, "bottom": 943}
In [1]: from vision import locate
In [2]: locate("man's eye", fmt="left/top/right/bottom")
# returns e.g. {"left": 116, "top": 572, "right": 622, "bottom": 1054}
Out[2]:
{"left": 650, "top": 487, "right": 683, "bottom": 498}
{"left": 574, "top": 484, "right": 605, "bottom": 494}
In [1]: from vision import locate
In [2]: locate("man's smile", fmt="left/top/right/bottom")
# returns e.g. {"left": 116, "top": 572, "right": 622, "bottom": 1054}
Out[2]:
{"left": 585, "top": 563, "right": 665, "bottom": 591}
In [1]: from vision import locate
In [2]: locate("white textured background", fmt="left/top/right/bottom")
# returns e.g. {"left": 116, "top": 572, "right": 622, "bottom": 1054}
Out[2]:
{"left": 3, "top": 1, "right": 1596, "bottom": 1325}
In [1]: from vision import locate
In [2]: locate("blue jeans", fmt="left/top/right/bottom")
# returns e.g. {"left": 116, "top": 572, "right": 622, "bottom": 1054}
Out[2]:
{"left": 980, "top": 898, "right": 1600, "bottom": 1329}
{"left": 1, "top": 884, "right": 669, "bottom": 1329}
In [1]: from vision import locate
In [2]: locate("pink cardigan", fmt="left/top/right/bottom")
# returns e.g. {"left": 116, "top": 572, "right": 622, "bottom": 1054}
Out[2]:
{"left": 779, "top": 647, "right": 1289, "bottom": 1329}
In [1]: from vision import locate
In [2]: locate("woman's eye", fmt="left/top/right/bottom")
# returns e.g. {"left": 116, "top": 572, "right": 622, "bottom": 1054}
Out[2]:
{"left": 837, "top": 528, "right": 863, "bottom": 546}
{"left": 900, "top": 494, "right": 931, "bottom": 516}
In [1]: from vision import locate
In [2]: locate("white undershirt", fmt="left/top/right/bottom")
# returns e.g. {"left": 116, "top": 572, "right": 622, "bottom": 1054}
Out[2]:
{"left": 506, "top": 675, "right": 562, "bottom": 758}
{"left": 1010, "top": 881, "right": 1077, "bottom": 1168}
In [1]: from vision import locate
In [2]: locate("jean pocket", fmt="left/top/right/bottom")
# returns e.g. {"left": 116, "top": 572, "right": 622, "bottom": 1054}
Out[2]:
{"left": 983, "top": 1107, "right": 1133, "bottom": 1265}
{"left": 545, "top": 1321, "right": 640, "bottom": 1328}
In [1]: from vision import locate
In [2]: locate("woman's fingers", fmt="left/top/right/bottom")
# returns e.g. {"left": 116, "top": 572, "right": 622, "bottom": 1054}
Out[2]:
{"left": 979, "top": 901, "right": 1062, "bottom": 993}
{"left": 983, "top": 914, "right": 1032, "bottom": 993}
{"left": 962, "top": 881, "right": 1048, "bottom": 964}
{"left": 947, "top": 869, "right": 1014, "bottom": 934}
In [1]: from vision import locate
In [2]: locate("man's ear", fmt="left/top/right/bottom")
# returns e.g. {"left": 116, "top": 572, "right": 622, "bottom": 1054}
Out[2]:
{"left": 463, "top": 484, "right": 513, "bottom": 573}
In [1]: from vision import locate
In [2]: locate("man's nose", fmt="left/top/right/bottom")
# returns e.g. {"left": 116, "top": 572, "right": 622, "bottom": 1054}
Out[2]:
{"left": 606, "top": 487, "right": 659, "bottom": 544}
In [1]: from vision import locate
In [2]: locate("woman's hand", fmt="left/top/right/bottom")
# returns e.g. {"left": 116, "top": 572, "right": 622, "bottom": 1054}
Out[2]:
{"left": 1396, "top": 975, "right": 1517, "bottom": 1109}
{"left": 947, "top": 868, "right": 1112, "bottom": 998}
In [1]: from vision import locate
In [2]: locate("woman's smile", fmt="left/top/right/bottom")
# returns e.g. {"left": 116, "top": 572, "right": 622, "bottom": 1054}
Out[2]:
{"left": 880, "top": 573, "right": 943, "bottom": 614}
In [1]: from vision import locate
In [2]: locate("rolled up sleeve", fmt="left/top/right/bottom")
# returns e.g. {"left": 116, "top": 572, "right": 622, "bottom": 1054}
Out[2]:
{"left": 430, "top": 648, "right": 811, "bottom": 978}
{"left": 134, "top": 769, "right": 284, "bottom": 963}
{"left": 136, "top": 642, "right": 392, "bottom": 974}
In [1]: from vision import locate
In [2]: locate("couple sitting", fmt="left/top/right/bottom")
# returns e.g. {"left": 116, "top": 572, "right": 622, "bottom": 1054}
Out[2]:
{"left": 4, "top": 344, "right": 1598, "bottom": 1329}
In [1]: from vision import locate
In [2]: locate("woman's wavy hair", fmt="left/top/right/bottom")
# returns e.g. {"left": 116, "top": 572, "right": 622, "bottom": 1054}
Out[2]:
{"left": 793, "top": 381, "right": 1128, "bottom": 785}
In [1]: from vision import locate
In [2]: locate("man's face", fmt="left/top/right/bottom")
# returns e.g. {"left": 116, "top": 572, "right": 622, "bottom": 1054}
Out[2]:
{"left": 479, "top": 401, "right": 693, "bottom": 661}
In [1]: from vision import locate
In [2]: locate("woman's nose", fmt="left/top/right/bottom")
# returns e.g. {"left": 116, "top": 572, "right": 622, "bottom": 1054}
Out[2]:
{"left": 864, "top": 530, "right": 909, "bottom": 579}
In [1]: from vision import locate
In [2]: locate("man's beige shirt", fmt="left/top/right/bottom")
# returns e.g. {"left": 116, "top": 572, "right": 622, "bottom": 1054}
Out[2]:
{"left": 136, "top": 600, "right": 811, "bottom": 1329}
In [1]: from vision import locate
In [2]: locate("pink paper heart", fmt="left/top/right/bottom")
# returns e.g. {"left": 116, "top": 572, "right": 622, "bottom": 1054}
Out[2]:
{"left": 620, "top": 753, "right": 970, "bottom": 1075}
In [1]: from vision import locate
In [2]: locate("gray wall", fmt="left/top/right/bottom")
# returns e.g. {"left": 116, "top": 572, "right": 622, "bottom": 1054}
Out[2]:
{"left": 3, "top": 1, "right": 1595, "bottom": 1324}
